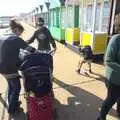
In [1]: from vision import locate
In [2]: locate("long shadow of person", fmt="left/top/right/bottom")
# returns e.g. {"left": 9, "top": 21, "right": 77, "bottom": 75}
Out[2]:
{"left": 89, "top": 71, "right": 106, "bottom": 81}
{"left": 77, "top": 70, "right": 106, "bottom": 82}
{"left": 53, "top": 78, "right": 117, "bottom": 120}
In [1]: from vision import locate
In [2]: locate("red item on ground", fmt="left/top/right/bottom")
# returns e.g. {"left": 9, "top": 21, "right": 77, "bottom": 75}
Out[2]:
{"left": 27, "top": 94, "right": 53, "bottom": 120}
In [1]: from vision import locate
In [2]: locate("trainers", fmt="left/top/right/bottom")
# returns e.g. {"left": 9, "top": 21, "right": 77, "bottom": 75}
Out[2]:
{"left": 75, "top": 69, "right": 80, "bottom": 74}
{"left": 89, "top": 69, "right": 92, "bottom": 73}
{"left": 83, "top": 71, "right": 89, "bottom": 76}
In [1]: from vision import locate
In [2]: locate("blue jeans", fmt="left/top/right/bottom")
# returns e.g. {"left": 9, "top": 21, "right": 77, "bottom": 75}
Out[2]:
{"left": 7, "top": 77, "right": 21, "bottom": 114}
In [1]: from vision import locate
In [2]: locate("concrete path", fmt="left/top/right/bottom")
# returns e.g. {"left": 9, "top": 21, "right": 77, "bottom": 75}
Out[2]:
{"left": 0, "top": 22, "right": 119, "bottom": 120}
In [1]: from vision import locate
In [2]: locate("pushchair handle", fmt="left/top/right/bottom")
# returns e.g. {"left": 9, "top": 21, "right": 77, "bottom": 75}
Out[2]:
{"left": 37, "top": 50, "right": 55, "bottom": 56}
{"left": 48, "top": 50, "right": 56, "bottom": 56}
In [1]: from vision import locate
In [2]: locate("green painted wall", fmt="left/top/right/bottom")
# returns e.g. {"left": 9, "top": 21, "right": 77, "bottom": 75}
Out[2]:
{"left": 50, "top": 27, "right": 65, "bottom": 41}
{"left": 49, "top": 1, "right": 80, "bottom": 42}
{"left": 74, "top": 6, "right": 79, "bottom": 27}
{"left": 60, "top": 5, "right": 79, "bottom": 28}
{"left": 50, "top": 0, "right": 60, "bottom": 8}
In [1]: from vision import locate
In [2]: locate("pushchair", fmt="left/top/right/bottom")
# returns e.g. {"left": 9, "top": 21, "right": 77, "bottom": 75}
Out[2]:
{"left": 19, "top": 47, "right": 55, "bottom": 120}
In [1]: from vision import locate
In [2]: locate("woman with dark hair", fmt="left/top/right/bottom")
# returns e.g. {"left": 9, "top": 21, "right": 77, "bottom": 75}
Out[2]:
{"left": 0, "top": 20, "right": 28, "bottom": 120}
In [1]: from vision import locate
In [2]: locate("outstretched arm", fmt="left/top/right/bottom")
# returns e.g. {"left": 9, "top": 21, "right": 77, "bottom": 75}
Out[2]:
{"left": 47, "top": 29, "right": 57, "bottom": 51}
{"left": 26, "top": 31, "right": 36, "bottom": 44}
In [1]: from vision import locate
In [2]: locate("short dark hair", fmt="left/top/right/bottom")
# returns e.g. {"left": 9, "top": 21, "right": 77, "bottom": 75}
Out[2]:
{"left": 38, "top": 17, "right": 44, "bottom": 24}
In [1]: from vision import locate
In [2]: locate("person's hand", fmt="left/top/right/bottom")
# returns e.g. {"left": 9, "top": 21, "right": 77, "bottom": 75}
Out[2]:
{"left": 53, "top": 47, "right": 57, "bottom": 52}
{"left": 51, "top": 48, "right": 56, "bottom": 55}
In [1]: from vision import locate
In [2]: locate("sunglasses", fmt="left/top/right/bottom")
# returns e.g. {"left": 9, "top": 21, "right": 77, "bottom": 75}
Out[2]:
{"left": 38, "top": 22, "right": 44, "bottom": 26}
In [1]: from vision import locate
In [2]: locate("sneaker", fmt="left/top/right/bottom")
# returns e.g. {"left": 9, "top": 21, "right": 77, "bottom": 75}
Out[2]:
{"left": 89, "top": 69, "right": 92, "bottom": 74}
{"left": 83, "top": 71, "right": 89, "bottom": 76}
{"left": 75, "top": 69, "right": 80, "bottom": 74}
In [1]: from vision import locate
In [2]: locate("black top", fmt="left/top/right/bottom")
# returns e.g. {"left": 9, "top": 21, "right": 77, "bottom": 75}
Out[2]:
{"left": 28, "top": 27, "right": 56, "bottom": 50}
{"left": 0, "top": 35, "right": 28, "bottom": 74}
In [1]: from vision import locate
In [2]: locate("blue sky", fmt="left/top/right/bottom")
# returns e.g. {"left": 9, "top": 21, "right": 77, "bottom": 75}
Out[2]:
{"left": 0, "top": 0, "right": 45, "bottom": 16}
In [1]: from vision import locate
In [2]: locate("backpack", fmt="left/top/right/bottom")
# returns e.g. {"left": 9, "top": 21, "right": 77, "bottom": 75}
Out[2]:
{"left": 19, "top": 50, "right": 53, "bottom": 97}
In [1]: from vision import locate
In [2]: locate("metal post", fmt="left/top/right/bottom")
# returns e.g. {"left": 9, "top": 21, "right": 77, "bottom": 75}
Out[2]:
{"left": 47, "top": 9, "right": 49, "bottom": 27}
{"left": 39, "top": 5, "right": 43, "bottom": 17}
{"left": 99, "top": 1, "right": 104, "bottom": 31}
{"left": 59, "top": 0, "right": 65, "bottom": 28}
{"left": 108, "top": 0, "right": 114, "bottom": 35}
{"left": 110, "top": 0, "right": 117, "bottom": 35}
{"left": 45, "top": 1, "right": 50, "bottom": 27}
{"left": 33, "top": 9, "right": 36, "bottom": 27}
{"left": 80, "top": 0, "right": 84, "bottom": 45}
{"left": 36, "top": 7, "right": 39, "bottom": 27}
{"left": 91, "top": 0, "right": 97, "bottom": 50}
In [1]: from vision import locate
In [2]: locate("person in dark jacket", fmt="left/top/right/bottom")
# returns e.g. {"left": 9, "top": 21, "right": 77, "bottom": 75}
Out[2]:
{"left": 97, "top": 14, "right": 120, "bottom": 120}
{"left": 0, "top": 20, "right": 28, "bottom": 120}
{"left": 27, "top": 17, "right": 57, "bottom": 52}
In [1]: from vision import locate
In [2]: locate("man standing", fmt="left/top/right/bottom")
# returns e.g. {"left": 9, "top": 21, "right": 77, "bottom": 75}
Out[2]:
{"left": 27, "top": 17, "right": 57, "bottom": 52}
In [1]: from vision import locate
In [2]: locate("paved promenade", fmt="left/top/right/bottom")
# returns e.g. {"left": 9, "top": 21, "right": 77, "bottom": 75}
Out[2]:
{"left": 0, "top": 23, "right": 119, "bottom": 120}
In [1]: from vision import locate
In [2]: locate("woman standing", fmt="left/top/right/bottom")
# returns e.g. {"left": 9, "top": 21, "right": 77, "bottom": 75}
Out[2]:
{"left": 0, "top": 20, "right": 28, "bottom": 120}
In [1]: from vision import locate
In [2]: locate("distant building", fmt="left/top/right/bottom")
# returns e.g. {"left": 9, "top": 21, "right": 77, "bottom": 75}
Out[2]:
{"left": 0, "top": 16, "right": 14, "bottom": 28}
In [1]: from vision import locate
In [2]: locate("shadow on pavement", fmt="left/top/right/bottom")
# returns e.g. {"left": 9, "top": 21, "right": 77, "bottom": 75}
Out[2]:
{"left": 77, "top": 71, "right": 106, "bottom": 83}
{"left": 53, "top": 78, "right": 117, "bottom": 120}
{"left": 13, "top": 110, "right": 27, "bottom": 120}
